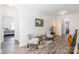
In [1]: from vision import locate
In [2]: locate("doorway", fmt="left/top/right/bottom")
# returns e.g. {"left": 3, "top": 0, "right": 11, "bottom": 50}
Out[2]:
{"left": 1, "top": 16, "right": 16, "bottom": 54}
{"left": 65, "top": 20, "right": 70, "bottom": 37}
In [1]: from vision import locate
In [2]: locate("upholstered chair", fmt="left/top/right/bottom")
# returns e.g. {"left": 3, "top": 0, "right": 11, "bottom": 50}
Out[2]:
{"left": 27, "top": 34, "right": 39, "bottom": 49}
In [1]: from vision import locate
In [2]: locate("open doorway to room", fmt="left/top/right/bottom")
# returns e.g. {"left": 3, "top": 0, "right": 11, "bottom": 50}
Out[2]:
{"left": 2, "top": 16, "right": 16, "bottom": 54}
{"left": 4, "top": 16, "right": 15, "bottom": 37}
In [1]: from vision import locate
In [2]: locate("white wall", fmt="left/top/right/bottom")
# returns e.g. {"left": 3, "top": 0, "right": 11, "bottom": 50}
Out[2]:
{"left": 16, "top": 5, "right": 55, "bottom": 47}
{"left": 62, "top": 13, "right": 79, "bottom": 35}
{"left": 0, "top": 6, "right": 2, "bottom": 43}
{"left": 0, "top": 5, "right": 3, "bottom": 53}
{"left": 55, "top": 16, "right": 62, "bottom": 35}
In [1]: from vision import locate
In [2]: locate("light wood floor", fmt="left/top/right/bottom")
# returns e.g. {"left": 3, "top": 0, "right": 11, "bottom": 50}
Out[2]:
{"left": 16, "top": 35, "right": 68, "bottom": 54}
{"left": 1, "top": 35, "right": 68, "bottom": 54}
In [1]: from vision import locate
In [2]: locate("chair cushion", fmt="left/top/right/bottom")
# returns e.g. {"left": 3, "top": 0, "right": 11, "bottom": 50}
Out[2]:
{"left": 29, "top": 38, "right": 39, "bottom": 44}
{"left": 47, "top": 34, "right": 53, "bottom": 38}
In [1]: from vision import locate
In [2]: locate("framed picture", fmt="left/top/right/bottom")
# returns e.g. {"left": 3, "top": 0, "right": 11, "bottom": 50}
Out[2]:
{"left": 35, "top": 18, "right": 44, "bottom": 27}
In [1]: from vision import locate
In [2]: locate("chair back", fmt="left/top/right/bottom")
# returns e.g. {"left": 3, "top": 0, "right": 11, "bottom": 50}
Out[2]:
{"left": 28, "top": 34, "right": 33, "bottom": 40}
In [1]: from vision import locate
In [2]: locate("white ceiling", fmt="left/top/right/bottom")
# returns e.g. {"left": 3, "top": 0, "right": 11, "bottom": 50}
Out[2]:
{"left": 28, "top": 4, "right": 79, "bottom": 16}
{"left": 4, "top": 4, "right": 79, "bottom": 16}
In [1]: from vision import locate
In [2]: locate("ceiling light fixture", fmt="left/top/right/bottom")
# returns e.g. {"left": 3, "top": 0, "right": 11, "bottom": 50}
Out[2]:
{"left": 8, "top": 4, "right": 13, "bottom": 7}
{"left": 58, "top": 10, "right": 67, "bottom": 16}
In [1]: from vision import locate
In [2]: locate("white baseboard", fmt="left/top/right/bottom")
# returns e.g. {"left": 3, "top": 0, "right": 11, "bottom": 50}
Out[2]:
{"left": 19, "top": 42, "right": 27, "bottom": 48}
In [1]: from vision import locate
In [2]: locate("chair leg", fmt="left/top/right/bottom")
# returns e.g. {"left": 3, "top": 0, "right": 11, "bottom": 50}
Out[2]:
{"left": 38, "top": 41, "right": 40, "bottom": 45}
{"left": 27, "top": 43, "right": 29, "bottom": 48}
{"left": 36, "top": 44, "right": 38, "bottom": 49}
